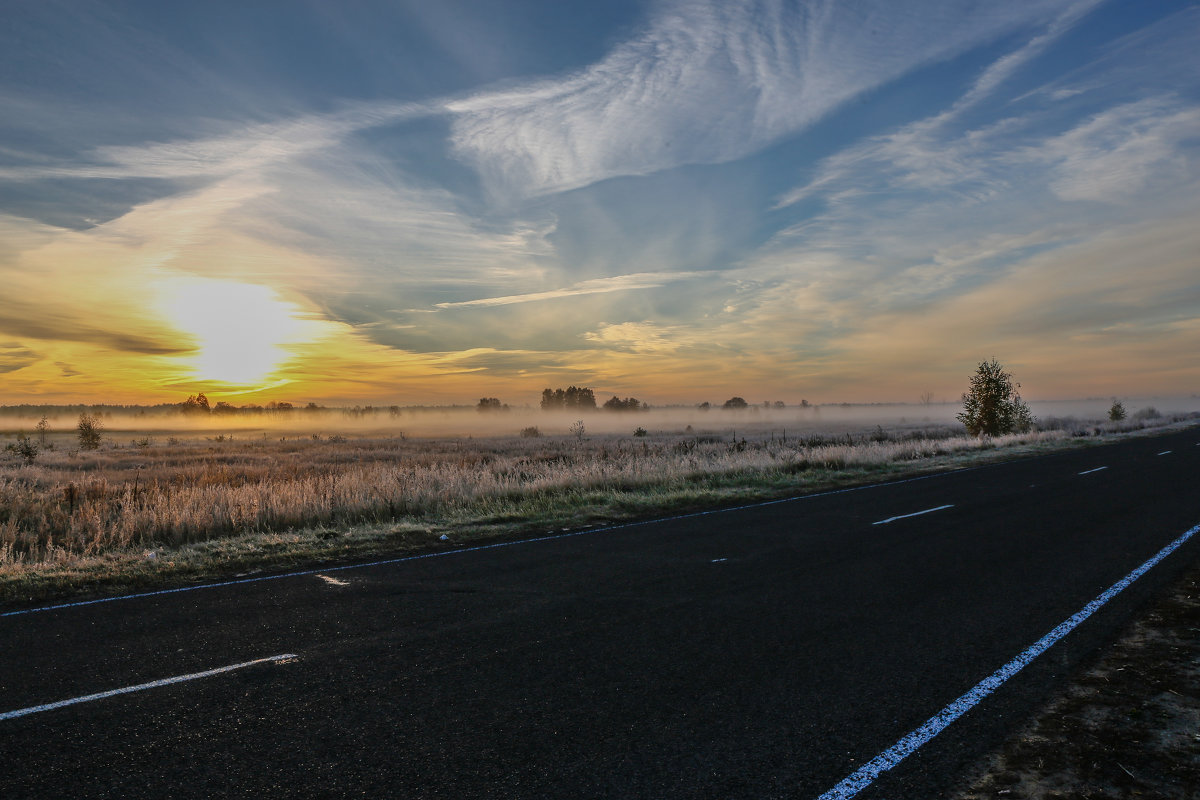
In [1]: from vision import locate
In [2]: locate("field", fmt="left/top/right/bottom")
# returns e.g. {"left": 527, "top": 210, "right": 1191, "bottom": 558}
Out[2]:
{"left": 1, "top": 402, "right": 1195, "bottom": 601}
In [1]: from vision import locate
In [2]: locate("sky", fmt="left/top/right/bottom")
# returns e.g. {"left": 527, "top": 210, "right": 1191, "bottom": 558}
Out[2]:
{"left": 1, "top": 0, "right": 1198, "bottom": 407}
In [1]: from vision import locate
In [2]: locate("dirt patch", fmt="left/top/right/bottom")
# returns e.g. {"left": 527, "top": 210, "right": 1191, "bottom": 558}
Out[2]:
{"left": 954, "top": 561, "right": 1200, "bottom": 799}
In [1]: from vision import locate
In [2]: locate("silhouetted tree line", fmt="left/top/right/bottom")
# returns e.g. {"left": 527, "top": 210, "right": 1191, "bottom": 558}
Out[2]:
{"left": 602, "top": 396, "right": 643, "bottom": 412}
{"left": 541, "top": 387, "right": 597, "bottom": 411}
{"left": 476, "top": 398, "right": 509, "bottom": 412}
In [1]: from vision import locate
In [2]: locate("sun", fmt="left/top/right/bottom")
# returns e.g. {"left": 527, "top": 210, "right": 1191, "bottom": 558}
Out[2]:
{"left": 158, "top": 277, "right": 314, "bottom": 386}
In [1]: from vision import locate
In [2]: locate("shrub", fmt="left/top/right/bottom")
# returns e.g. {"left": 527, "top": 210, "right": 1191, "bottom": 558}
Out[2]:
{"left": 957, "top": 359, "right": 1033, "bottom": 436}
{"left": 77, "top": 413, "right": 103, "bottom": 450}
{"left": 520, "top": 426, "right": 542, "bottom": 438}
{"left": 633, "top": 427, "right": 648, "bottom": 437}
{"left": 1133, "top": 406, "right": 1161, "bottom": 421}
{"left": 5, "top": 434, "right": 38, "bottom": 465}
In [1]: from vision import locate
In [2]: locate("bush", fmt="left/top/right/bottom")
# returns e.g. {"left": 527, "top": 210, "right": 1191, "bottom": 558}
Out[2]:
{"left": 77, "top": 413, "right": 103, "bottom": 450}
{"left": 520, "top": 426, "right": 541, "bottom": 438}
{"left": 633, "top": 427, "right": 648, "bottom": 437}
{"left": 1133, "top": 406, "right": 1161, "bottom": 421}
{"left": 5, "top": 434, "right": 38, "bottom": 465}
{"left": 957, "top": 359, "right": 1033, "bottom": 436}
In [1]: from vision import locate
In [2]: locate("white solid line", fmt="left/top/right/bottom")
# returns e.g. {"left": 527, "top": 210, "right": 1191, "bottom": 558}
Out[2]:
{"left": 0, "top": 653, "right": 298, "bottom": 722}
{"left": 813, "top": 521, "right": 1200, "bottom": 800}
{"left": 2, "top": 468, "right": 984, "bottom": 619}
{"left": 871, "top": 504, "right": 954, "bottom": 526}
{"left": 1078, "top": 466, "right": 1108, "bottom": 475}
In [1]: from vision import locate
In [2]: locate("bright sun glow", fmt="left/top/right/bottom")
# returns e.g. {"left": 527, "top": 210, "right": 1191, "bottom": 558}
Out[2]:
{"left": 158, "top": 278, "right": 313, "bottom": 386}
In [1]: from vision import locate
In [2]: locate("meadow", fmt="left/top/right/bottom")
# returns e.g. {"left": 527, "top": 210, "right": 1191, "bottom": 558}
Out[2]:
{"left": 1, "top": 402, "right": 1196, "bottom": 599}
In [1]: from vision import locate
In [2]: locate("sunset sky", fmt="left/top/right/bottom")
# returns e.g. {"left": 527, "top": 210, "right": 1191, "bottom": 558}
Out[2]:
{"left": 1, "top": 0, "right": 1198, "bottom": 406}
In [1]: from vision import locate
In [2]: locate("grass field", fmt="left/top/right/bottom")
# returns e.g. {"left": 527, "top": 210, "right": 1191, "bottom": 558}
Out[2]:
{"left": 1, "top": 405, "right": 1195, "bottom": 603}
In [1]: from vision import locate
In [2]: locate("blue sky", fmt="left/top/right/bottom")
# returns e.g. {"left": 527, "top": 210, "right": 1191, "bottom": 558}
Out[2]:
{"left": 1, "top": 0, "right": 1197, "bottom": 405}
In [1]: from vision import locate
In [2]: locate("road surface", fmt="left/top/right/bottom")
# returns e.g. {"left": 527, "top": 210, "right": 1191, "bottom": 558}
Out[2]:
{"left": 2, "top": 425, "right": 1198, "bottom": 798}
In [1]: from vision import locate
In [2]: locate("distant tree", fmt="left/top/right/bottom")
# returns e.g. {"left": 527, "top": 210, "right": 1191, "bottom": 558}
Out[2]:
{"left": 476, "top": 397, "right": 505, "bottom": 412}
{"left": 957, "top": 359, "right": 1033, "bottom": 436}
{"left": 77, "top": 412, "right": 103, "bottom": 450}
{"left": 212, "top": 401, "right": 238, "bottom": 415}
{"left": 1108, "top": 399, "right": 1126, "bottom": 422}
{"left": 520, "top": 426, "right": 541, "bottom": 438}
{"left": 180, "top": 393, "right": 211, "bottom": 414}
{"left": 569, "top": 420, "right": 586, "bottom": 441}
{"left": 35, "top": 415, "right": 50, "bottom": 446}
{"left": 722, "top": 396, "right": 748, "bottom": 410}
{"left": 799, "top": 399, "right": 811, "bottom": 408}
{"left": 696, "top": 402, "right": 711, "bottom": 411}
{"left": 603, "top": 396, "right": 641, "bottom": 412}
{"left": 772, "top": 401, "right": 786, "bottom": 409}
{"left": 633, "top": 427, "right": 648, "bottom": 437}
{"left": 541, "top": 386, "right": 596, "bottom": 411}
{"left": 920, "top": 391, "right": 934, "bottom": 406}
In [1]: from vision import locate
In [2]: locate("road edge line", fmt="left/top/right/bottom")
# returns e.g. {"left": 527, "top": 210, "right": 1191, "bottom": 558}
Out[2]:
{"left": 814, "top": 521, "right": 1200, "bottom": 800}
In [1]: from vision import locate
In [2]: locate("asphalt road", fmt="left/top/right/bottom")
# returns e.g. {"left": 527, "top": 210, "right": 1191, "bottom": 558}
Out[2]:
{"left": 2, "top": 425, "right": 1198, "bottom": 799}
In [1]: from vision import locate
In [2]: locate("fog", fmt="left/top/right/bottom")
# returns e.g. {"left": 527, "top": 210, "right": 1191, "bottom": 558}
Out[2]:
{"left": 3, "top": 396, "right": 1198, "bottom": 442}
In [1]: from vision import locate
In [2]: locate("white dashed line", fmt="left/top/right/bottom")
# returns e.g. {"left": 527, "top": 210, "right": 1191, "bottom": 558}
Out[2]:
{"left": 1078, "top": 467, "right": 1108, "bottom": 475}
{"left": 1158, "top": 450, "right": 1172, "bottom": 456}
{"left": 872, "top": 505, "right": 954, "bottom": 526}
{"left": 711, "top": 558, "right": 728, "bottom": 563}
{"left": 813, "top": 521, "right": 1200, "bottom": 800}
{"left": 0, "top": 653, "right": 299, "bottom": 722}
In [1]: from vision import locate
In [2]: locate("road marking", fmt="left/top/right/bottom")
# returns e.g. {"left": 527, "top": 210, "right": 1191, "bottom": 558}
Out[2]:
{"left": 1158, "top": 450, "right": 1172, "bottom": 456}
{"left": 1078, "top": 466, "right": 1108, "bottom": 475}
{"left": 711, "top": 558, "right": 728, "bottom": 563}
{"left": 0, "top": 653, "right": 299, "bottom": 722}
{"left": 316, "top": 574, "right": 349, "bottom": 586}
{"left": 871, "top": 505, "right": 953, "bottom": 526}
{"left": 813, "top": 521, "right": 1200, "bottom": 800}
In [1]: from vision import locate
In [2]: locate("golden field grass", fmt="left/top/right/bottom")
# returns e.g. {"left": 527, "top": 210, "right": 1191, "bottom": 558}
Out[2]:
{"left": 1, "top": 406, "right": 1195, "bottom": 603}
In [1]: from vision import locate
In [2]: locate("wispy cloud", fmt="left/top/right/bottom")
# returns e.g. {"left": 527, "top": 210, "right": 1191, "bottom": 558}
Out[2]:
{"left": 434, "top": 271, "right": 703, "bottom": 309}
{"left": 0, "top": 342, "right": 39, "bottom": 374}
{"left": 0, "top": 102, "right": 429, "bottom": 182}
{"left": 1016, "top": 99, "right": 1200, "bottom": 203}
{"left": 447, "top": 0, "right": 1082, "bottom": 198}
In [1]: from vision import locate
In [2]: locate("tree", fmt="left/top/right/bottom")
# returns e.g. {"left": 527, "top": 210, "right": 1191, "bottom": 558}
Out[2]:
{"left": 722, "top": 396, "right": 748, "bottom": 410}
{"left": 957, "top": 359, "right": 1033, "bottom": 436}
{"left": 35, "top": 415, "right": 50, "bottom": 446}
{"left": 77, "top": 412, "right": 103, "bottom": 450}
{"left": 476, "top": 397, "right": 505, "bottom": 412}
{"left": 180, "top": 393, "right": 211, "bottom": 414}
{"left": 541, "top": 386, "right": 596, "bottom": 411}
{"left": 1108, "top": 399, "right": 1126, "bottom": 422}
{"left": 603, "top": 396, "right": 641, "bottom": 412}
